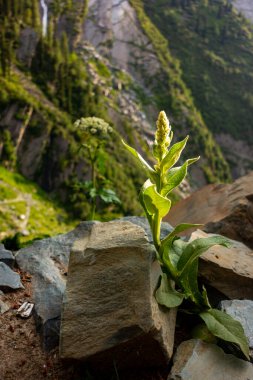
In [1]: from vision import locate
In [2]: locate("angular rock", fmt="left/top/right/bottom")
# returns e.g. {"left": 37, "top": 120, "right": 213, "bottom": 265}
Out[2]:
{"left": 0, "top": 262, "right": 24, "bottom": 291}
{"left": 60, "top": 221, "right": 176, "bottom": 372}
{"left": 190, "top": 230, "right": 253, "bottom": 299}
{"left": 221, "top": 300, "right": 253, "bottom": 349}
{"left": 0, "top": 299, "right": 10, "bottom": 314}
{"left": 0, "top": 244, "right": 15, "bottom": 268}
{"left": 165, "top": 172, "right": 253, "bottom": 248}
{"left": 15, "top": 221, "right": 96, "bottom": 351}
{"left": 168, "top": 339, "right": 253, "bottom": 380}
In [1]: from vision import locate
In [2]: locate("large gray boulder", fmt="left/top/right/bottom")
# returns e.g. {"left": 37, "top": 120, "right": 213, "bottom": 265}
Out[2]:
{"left": 168, "top": 339, "right": 253, "bottom": 380}
{"left": 190, "top": 230, "right": 253, "bottom": 299}
{"left": 60, "top": 221, "right": 176, "bottom": 372}
{"left": 15, "top": 221, "right": 95, "bottom": 350}
{"left": 15, "top": 217, "right": 173, "bottom": 352}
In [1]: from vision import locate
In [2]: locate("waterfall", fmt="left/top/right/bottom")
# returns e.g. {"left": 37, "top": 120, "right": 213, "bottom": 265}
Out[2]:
{"left": 40, "top": 0, "right": 48, "bottom": 36}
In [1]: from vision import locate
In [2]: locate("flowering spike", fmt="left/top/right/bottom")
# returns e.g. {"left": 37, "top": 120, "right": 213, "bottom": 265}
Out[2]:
{"left": 153, "top": 111, "right": 172, "bottom": 163}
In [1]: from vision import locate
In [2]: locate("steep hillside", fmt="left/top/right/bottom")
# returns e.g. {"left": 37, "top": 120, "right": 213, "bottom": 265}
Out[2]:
{"left": 0, "top": 165, "right": 77, "bottom": 246}
{"left": 143, "top": 0, "right": 253, "bottom": 177}
{"left": 83, "top": 0, "right": 231, "bottom": 184}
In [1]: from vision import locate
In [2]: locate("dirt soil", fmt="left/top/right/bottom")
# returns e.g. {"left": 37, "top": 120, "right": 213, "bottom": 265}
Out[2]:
{"left": 0, "top": 269, "right": 170, "bottom": 380}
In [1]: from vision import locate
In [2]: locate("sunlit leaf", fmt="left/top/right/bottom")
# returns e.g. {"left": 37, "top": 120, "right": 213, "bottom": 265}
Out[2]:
{"left": 161, "top": 157, "right": 200, "bottom": 196}
{"left": 122, "top": 140, "right": 158, "bottom": 184}
{"left": 142, "top": 180, "right": 171, "bottom": 217}
{"left": 160, "top": 136, "right": 189, "bottom": 173}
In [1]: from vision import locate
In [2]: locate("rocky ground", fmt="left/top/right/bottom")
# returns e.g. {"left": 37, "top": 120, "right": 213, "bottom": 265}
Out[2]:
{"left": 1, "top": 173, "right": 253, "bottom": 380}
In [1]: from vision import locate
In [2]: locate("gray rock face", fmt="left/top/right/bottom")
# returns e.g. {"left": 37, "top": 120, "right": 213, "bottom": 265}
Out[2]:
{"left": 0, "top": 244, "right": 14, "bottom": 268}
{"left": 190, "top": 230, "right": 253, "bottom": 299}
{"left": 231, "top": 0, "right": 253, "bottom": 23}
{"left": 15, "top": 221, "right": 96, "bottom": 351}
{"left": 168, "top": 339, "right": 253, "bottom": 380}
{"left": 84, "top": 0, "right": 161, "bottom": 81}
{"left": 0, "top": 262, "right": 24, "bottom": 291}
{"left": 60, "top": 221, "right": 176, "bottom": 372}
{"left": 221, "top": 300, "right": 253, "bottom": 349}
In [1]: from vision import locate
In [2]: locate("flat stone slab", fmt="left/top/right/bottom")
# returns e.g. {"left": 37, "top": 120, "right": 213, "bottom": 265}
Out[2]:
{"left": 168, "top": 339, "right": 253, "bottom": 380}
{"left": 0, "top": 244, "right": 14, "bottom": 268}
{"left": 165, "top": 172, "right": 253, "bottom": 248}
{"left": 190, "top": 230, "right": 253, "bottom": 299}
{"left": 0, "top": 262, "right": 24, "bottom": 291}
{"left": 60, "top": 221, "right": 176, "bottom": 372}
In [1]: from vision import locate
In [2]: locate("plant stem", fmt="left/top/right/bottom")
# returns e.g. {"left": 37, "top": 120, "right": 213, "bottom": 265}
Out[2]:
{"left": 153, "top": 211, "right": 161, "bottom": 251}
{"left": 90, "top": 158, "right": 96, "bottom": 220}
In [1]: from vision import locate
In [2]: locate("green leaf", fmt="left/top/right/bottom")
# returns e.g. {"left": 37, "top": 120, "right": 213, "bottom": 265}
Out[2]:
{"left": 161, "top": 223, "right": 202, "bottom": 248}
{"left": 179, "top": 258, "right": 210, "bottom": 307}
{"left": 200, "top": 309, "right": 249, "bottom": 360}
{"left": 160, "top": 136, "right": 189, "bottom": 173}
{"left": 155, "top": 273, "right": 184, "bottom": 308}
{"left": 122, "top": 140, "right": 158, "bottom": 184}
{"left": 176, "top": 236, "right": 230, "bottom": 306}
{"left": 177, "top": 236, "right": 231, "bottom": 273}
{"left": 98, "top": 188, "right": 121, "bottom": 204}
{"left": 142, "top": 180, "right": 171, "bottom": 217}
{"left": 159, "top": 237, "right": 182, "bottom": 277}
{"left": 161, "top": 157, "right": 200, "bottom": 196}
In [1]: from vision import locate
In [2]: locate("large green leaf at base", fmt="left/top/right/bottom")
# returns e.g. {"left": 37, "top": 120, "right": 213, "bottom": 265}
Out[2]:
{"left": 200, "top": 309, "right": 249, "bottom": 360}
{"left": 155, "top": 273, "right": 184, "bottom": 308}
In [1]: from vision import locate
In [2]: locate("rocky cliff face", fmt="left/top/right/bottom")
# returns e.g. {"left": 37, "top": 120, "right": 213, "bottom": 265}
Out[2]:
{"left": 83, "top": 0, "right": 161, "bottom": 80}
{"left": 232, "top": 0, "right": 253, "bottom": 22}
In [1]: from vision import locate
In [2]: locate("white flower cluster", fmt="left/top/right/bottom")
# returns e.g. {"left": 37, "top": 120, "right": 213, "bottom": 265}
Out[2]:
{"left": 74, "top": 117, "right": 113, "bottom": 138}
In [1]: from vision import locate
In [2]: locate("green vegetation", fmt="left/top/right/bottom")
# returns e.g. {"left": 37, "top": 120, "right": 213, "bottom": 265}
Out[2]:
{"left": 143, "top": 0, "right": 253, "bottom": 144}
{"left": 73, "top": 117, "right": 121, "bottom": 220}
{"left": 0, "top": 166, "right": 77, "bottom": 246}
{"left": 123, "top": 110, "right": 249, "bottom": 360}
{"left": 130, "top": 0, "right": 231, "bottom": 183}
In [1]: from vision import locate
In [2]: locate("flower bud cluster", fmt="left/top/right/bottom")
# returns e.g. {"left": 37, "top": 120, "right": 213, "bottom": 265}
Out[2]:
{"left": 153, "top": 111, "right": 172, "bottom": 162}
{"left": 74, "top": 117, "right": 113, "bottom": 139}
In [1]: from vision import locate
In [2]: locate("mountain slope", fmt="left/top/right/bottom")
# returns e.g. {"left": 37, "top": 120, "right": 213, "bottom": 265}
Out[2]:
{"left": 0, "top": 165, "right": 77, "bottom": 246}
{"left": 83, "top": 0, "right": 231, "bottom": 184}
{"left": 142, "top": 0, "right": 253, "bottom": 177}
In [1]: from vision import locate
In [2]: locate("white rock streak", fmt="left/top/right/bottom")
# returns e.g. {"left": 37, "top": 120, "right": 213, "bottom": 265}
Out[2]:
{"left": 40, "top": 0, "right": 48, "bottom": 36}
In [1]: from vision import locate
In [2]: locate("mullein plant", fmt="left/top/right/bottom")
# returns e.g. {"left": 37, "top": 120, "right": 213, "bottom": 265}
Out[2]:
{"left": 123, "top": 111, "right": 249, "bottom": 359}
